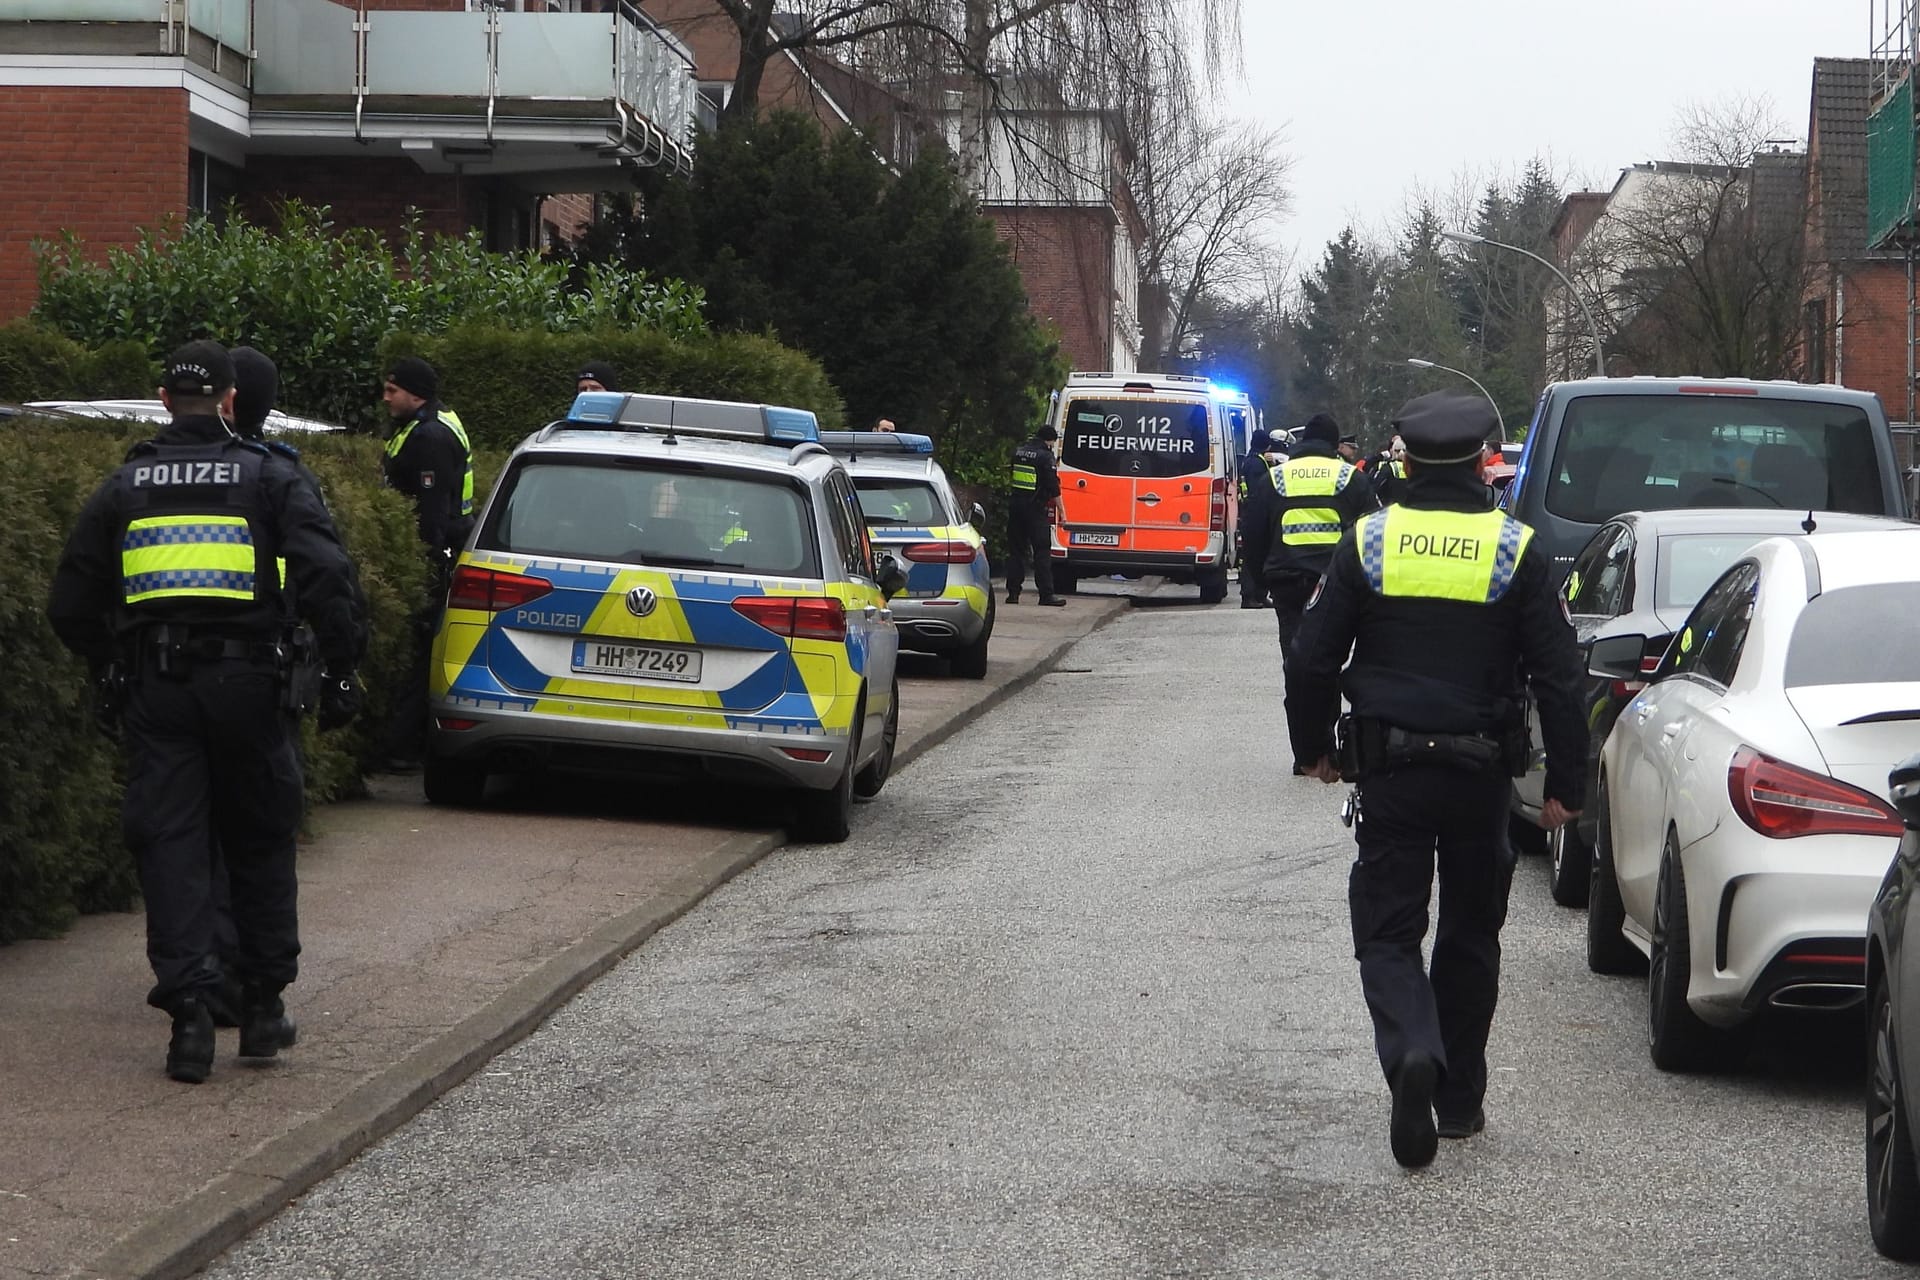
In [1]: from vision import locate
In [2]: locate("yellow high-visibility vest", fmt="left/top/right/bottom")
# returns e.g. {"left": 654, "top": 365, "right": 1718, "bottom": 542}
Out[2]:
{"left": 1270, "top": 456, "right": 1359, "bottom": 546}
{"left": 387, "top": 407, "right": 476, "bottom": 516}
{"left": 121, "top": 514, "right": 257, "bottom": 604}
{"left": 1357, "top": 507, "right": 1535, "bottom": 604}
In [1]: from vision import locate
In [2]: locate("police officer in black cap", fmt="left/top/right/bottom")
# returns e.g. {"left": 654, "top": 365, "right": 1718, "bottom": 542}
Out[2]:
{"left": 1005, "top": 423, "right": 1065, "bottom": 606}
{"left": 1262, "top": 411, "right": 1375, "bottom": 655}
{"left": 381, "top": 356, "right": 475, "bottom": 555}
{"left": 575, "top": 360, "right": 619, "bottom": 395}
{"left": 46, "top": 340, "right": 367, "bottom": 1084}
{"left": 1283, "top": 391, "right": 1585, "bottom": 1168}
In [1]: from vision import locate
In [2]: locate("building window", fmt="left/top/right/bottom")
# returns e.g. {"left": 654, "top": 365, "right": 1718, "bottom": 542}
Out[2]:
{"left": 1804, "top": 298, "right": 1828, "bottom": 383}
{"left": 187, "top": 149, "right": 242, "bottom": 225}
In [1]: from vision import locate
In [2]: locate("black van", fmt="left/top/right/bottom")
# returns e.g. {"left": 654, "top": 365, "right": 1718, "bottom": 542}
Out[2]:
{"left": 1501, "top": 377, "right": 1911, "bottom": 580}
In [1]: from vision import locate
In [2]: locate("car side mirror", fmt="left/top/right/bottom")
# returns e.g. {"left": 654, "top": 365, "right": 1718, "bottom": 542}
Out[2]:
{"left": 972, "top": 501, "right": 987, "bottom": 527}
{"left": 1892, "top": 753, "right": 1920, "bottom": 827}
{"left": 1587, "top": 633, "right": 1648, "bottom": 682}
{"left": 875, "top": 552, "right": 908, "bottom": 600}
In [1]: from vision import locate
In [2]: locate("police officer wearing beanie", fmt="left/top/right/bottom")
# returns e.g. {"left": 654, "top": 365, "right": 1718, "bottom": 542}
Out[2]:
{"left": 1263, "top": 411, "right": 1376, "bottom": 656}
{"left": 575, "top": 360, "right": 618, "bottom": 395}
{"left": 1283, "top": 391, "right": 1585, "bottom": 1168}
{"left": 381, "top": 356, "right": 474, "bottom": 555}
{"left": 46, "top": 341, "right": 367, "bottom": 1084}
{"left": 1006, "top": 423, "right": 1064, "bottom": 606}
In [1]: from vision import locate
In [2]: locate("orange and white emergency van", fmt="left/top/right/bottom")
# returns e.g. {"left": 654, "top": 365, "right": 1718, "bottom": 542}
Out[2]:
{"left": 1046, "top": 371, "right": 1240, "bottom": 602}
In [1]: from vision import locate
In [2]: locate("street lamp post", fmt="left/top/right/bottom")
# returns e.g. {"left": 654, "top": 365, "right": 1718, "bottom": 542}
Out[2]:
{"left": 1441, "top": 229, "right": 1607, "bottom": 379}
{"left": 1405, "top": 358, "right": 1507, "bottom": 442}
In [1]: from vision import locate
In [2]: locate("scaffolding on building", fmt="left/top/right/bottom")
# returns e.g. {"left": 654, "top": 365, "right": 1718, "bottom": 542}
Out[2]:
{"left": 1869, "top": 0, "right": 1920, "bottom": 507}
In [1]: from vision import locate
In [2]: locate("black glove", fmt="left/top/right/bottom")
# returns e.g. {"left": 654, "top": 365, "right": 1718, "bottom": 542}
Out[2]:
{"left": 317, "top": 671, "right": 362, "bottom": 732}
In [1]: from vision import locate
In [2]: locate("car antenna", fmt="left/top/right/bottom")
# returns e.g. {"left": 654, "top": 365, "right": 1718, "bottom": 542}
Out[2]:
{"left": 661, "top": 400, "right": 679, "bottom": 446}
{"left": 1801, "top": 509, "right": 1817, "bottom": 535}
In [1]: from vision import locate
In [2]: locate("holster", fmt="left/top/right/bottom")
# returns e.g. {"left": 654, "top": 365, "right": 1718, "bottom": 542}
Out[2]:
{"left": 1336, "top": 714, "right": 1388, "bottom": 780}
{"left": 1384, "top": 725, "right": 1503, "bottom": 775}
{"left": 279, "top": 624, "right": 321, "bottom": 714}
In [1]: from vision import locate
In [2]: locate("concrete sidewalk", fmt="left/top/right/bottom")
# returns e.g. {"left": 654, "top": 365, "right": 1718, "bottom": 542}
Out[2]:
{"left": 0, "top": 589, "right": 1134, "bottom": 1280}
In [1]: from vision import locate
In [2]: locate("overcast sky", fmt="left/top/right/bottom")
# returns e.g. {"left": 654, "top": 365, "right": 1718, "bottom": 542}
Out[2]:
{"left": 1214, "top": 1, "right": 1868, "bottom": 277}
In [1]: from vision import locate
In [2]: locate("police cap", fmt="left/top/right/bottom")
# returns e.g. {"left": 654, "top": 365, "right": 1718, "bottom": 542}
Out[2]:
{"left": 230, "top": 346, "right": 278, "bottom": 439}
{"left": 1392, "top": 391, "right": 1499, "bottom": 465}
{"left": 160, "top": 340, "right": 234, "bottom": 397}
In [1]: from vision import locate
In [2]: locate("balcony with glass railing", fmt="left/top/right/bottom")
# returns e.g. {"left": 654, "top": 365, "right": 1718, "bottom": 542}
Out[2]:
{"left": 250, "top": 0, "right": 697, "bottom": 173}
{"left": 0, "top": 0, "right": 252, "bottom": 86}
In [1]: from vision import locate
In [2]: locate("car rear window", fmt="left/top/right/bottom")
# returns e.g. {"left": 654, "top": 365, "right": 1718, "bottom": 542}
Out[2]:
{"left": 1545, "top": 394, "right": 1886, "bottom": 525}
{"left": 1784, "top": 582, "right": 1920, "bottom": 687}
{"left": 1060, "top": 397, "right": 1212, "bottom": 478}
{"left": 482, "top": 458, "right": 819, "bottom": 578}
{"left": 1655, "top": 533, "right": 1777, "bottom": 611}
{"left": 854, "top": 478, "right": 944, "bottom": 526}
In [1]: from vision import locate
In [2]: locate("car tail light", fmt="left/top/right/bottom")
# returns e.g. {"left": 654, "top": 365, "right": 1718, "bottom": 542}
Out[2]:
{"left": 779, "top": 746, "right": 833, "bottom": 762}
{"left": 435, "top": 717, "right": 480, "bottom": 731}
{"left": 1727, "top": 747, "right": 1903, "bottom": 839}
{"left": 901, "top": 541, "right": 975, "bottom": 563}
{"left": 447, "top": 564, "right": 552, "bottom": 612}
{"left": 1210, "top": 476, "right": 1228, "bottom": 531}
{"left": 1678, "top": 384, "right": 1759, "bottom": 396}
{"left": 732, "top": 595, "right": 847, "bottom": 641}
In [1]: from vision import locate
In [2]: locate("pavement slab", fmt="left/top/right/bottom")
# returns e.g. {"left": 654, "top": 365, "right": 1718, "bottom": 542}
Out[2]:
{"left": 0, "top": 583, "right": 1138, "bottom": 1280}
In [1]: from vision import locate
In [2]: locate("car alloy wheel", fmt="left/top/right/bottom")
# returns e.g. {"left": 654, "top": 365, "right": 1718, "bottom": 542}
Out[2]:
{"left": 1647, "top": 841, "right": 1736, "bottom": 1072}
{"left": 1868, "top": 976, "right": 1920, "bottom": 1259}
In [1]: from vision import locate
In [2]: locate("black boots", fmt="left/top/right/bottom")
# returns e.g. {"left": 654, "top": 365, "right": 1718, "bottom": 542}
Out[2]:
{"left": 166, "top": 999, "right": 215, "bottom": 1084}
{"left": 238, "top": 990, "right": 298, "bottom": 1061}
{"left": 1388, "top": 1053, "right": 1439, "bottom": 1169}
{"left": 1036, "top": 596, "right": 1066, "bottom": 607}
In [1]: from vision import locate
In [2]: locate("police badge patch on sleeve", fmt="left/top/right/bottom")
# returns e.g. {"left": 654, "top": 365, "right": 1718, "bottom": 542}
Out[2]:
{"left": 420, "top": 472, "right": 435, "bottom": 489}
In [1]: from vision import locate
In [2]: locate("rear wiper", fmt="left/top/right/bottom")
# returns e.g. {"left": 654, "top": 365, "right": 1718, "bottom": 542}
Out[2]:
{"left": 1838, "top": 709, "right": 1920, "bottom": 726}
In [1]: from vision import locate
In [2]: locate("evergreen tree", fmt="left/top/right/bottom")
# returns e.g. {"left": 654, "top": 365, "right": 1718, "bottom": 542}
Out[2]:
{"left": 1292, "top": 228, "right": 1384, "bottom": 444}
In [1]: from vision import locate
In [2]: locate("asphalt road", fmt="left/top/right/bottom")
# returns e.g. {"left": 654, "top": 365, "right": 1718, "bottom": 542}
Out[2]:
{"left": 199, "top": 596, "right": 1901, "bottom": 1280}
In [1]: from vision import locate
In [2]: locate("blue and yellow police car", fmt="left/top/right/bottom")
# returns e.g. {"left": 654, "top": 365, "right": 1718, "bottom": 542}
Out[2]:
{"left": 820, "top": 430, "right": 994, "bottom": 679}
{"left": 425, "top": 392, "right": 907, "bottom": 843}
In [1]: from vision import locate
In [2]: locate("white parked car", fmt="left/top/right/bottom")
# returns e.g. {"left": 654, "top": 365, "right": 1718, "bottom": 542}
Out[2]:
{"left": 1587, "top": 527, "right": 1920, "bottom": 1071}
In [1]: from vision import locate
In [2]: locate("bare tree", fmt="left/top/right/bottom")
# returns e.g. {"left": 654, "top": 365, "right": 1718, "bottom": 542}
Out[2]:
{"left": 1134, "top": 115, "right": 1291, "bottom": 367}
{"left": 1566, "top": 99, "right": 1812, "bottom": 379}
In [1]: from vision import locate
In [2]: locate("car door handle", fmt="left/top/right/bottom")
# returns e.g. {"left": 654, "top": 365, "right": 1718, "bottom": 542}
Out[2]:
{"left": 1137, "top": 493, "right": 1161, "bottom": 505}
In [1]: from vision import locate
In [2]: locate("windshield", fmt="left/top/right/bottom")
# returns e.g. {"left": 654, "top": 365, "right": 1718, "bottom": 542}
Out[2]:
{"left": 854, "top": 478, "right": 945, "bottom": 526}
{"left": 1545, "top": 394, "right": 1886, "bottom": 524}
{"left": 483, "top": 459, "right": 818, "bottom": 577}
{"left": 1654, "top": 533, "right": 1777, "bottom": 612}
{"left": 1060, "top": 397, "right": 1213, "bottom": 478}
{"left": 1785, "top": 583, "right": 1920, "bottom": 687}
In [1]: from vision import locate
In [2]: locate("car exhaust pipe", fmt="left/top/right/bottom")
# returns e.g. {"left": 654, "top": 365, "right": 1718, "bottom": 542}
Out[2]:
{"left": 1767, "top": 983, "right": 1865, "bottom": 1011}
{"left": 905, "top": 620, "right": 959, "bottom": 638}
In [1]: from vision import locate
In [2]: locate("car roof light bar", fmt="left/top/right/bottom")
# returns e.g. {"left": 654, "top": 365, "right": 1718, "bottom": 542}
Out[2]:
{"left": 563, "top": 391, "right": 820, "bottom": 443}
{"left": 817, "top": 430, "right": 935, "bottom": 456}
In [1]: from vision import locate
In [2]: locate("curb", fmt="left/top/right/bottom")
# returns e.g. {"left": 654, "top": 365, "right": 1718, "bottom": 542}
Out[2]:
{"left": 80, "top": 594, "right": 1130, "bottom": 1280}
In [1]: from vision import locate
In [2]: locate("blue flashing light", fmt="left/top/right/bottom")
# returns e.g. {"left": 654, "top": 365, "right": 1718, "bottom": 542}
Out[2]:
{"left": 818, "top": 430, "right": 934, "bottom": 455}
{"left": 892, "top": 432, "right": 935, "bottom": 454}
{"left": 568, "top": 391, "right": 624, "bottom": 424}
{"left": 763, "top": 406, "right": 821, "bottom": 443}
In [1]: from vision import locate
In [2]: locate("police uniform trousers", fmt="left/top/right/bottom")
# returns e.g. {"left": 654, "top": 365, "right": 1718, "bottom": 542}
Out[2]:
{"left": 1348, "top": 763, "right": 1515, "bottom": 1119}
{"left": 123, "top": 654, "right": 303, "bottom": 1013}
{"left": 1268, "top": 570, "right": 1318, "bottom": 657}
{"left": 1005, "top": 503, "right": 1055, "bottom": 598}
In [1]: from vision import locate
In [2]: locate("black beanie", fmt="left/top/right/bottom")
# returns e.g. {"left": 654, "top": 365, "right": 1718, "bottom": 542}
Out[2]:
{"left": 1301, "top": 412, "right": 1341, "bottom": 447}
{"left": 575, "top": 360, "right": 618, "bottom": 391}
{"left": 230, "top": 346, "right": 278, "bottom": 439}
{"left": 386, "top": 356, "right": 438, "bottom": 402}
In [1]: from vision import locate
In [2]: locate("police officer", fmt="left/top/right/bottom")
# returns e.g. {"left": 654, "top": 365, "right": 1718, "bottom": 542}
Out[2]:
{"left": 1262, "top": 412, "right": 1375, "bottom": 657}
{"left": 1371, "top": 435, "right": 1410, "bottom": 505}
{"left": 1005, "top": 423, "right": 1065, "bottom": 607}
{"left": 575, "top": 360, "right": 618, "bottom": 395}
{"left": 1283, "top": 391, "right": 1586, "bottom": 1168}
{"left": 381, "top": 356, "right": 475, "bottom": 555}
{"left": 46, "top": 341, "right": 367, "bottom": 1084}
{"left": 1237, "top": 426, "right": 1276, "bottom": 609}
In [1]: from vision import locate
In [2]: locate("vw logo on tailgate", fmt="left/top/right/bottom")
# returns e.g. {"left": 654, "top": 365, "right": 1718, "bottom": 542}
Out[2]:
{"left": 624, "top": 585, "right": 658, "bottom": 618}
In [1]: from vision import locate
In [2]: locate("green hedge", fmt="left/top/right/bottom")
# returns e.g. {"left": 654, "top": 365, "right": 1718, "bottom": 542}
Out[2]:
{"left": 380, "top": 325, "right": 844, "bottom": 450}
{"left": 0, "top": 417, "right": 434, "bottom": 943}
{"left": 0, "top": 321, "right": 156, "bottom": 404}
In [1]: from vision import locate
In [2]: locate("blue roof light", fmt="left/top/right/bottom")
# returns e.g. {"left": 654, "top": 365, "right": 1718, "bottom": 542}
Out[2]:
{"left": 567, "top": 391, "right": 624, "bottom": 424}
{"left": 763, "top": 406, "right": 821, "bottom": 443}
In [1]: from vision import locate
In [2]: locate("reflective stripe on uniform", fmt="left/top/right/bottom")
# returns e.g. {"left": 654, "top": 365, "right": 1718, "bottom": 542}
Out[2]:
{"left": 1010, "top": 464, "right": 1038, "bottom": 491}
{"left": 1271, "top": 457, "right": 1357, "bottom": 546}
{"left": 122, "top": 515, "right": 256, "bottom": 603}
{"left": 388, "top": 408, "right": 476, "bottom": 516}
{"left": 1357, "top": 507, "right": 1535, "bottom": 604}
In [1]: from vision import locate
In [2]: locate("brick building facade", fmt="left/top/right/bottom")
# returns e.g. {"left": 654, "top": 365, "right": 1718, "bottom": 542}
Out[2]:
{"left": 0, "top": 1, "right": 696, "bottom": 321}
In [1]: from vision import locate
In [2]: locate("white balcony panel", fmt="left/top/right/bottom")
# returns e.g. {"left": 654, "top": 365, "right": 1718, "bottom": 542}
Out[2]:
{"left": 365, "top": 10, "right": 490, "bottom": 97}
{"left": 0, "top": 0, "right": 157, "bottom": 16}
{"left": 253, "top": 0, "right": 355, "bottom": 95}
{"left": 494, "top": 13, "right": 612, "bottom": 99}
{"left": 184, "top": 0, "right": 245, "bottom": 50}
